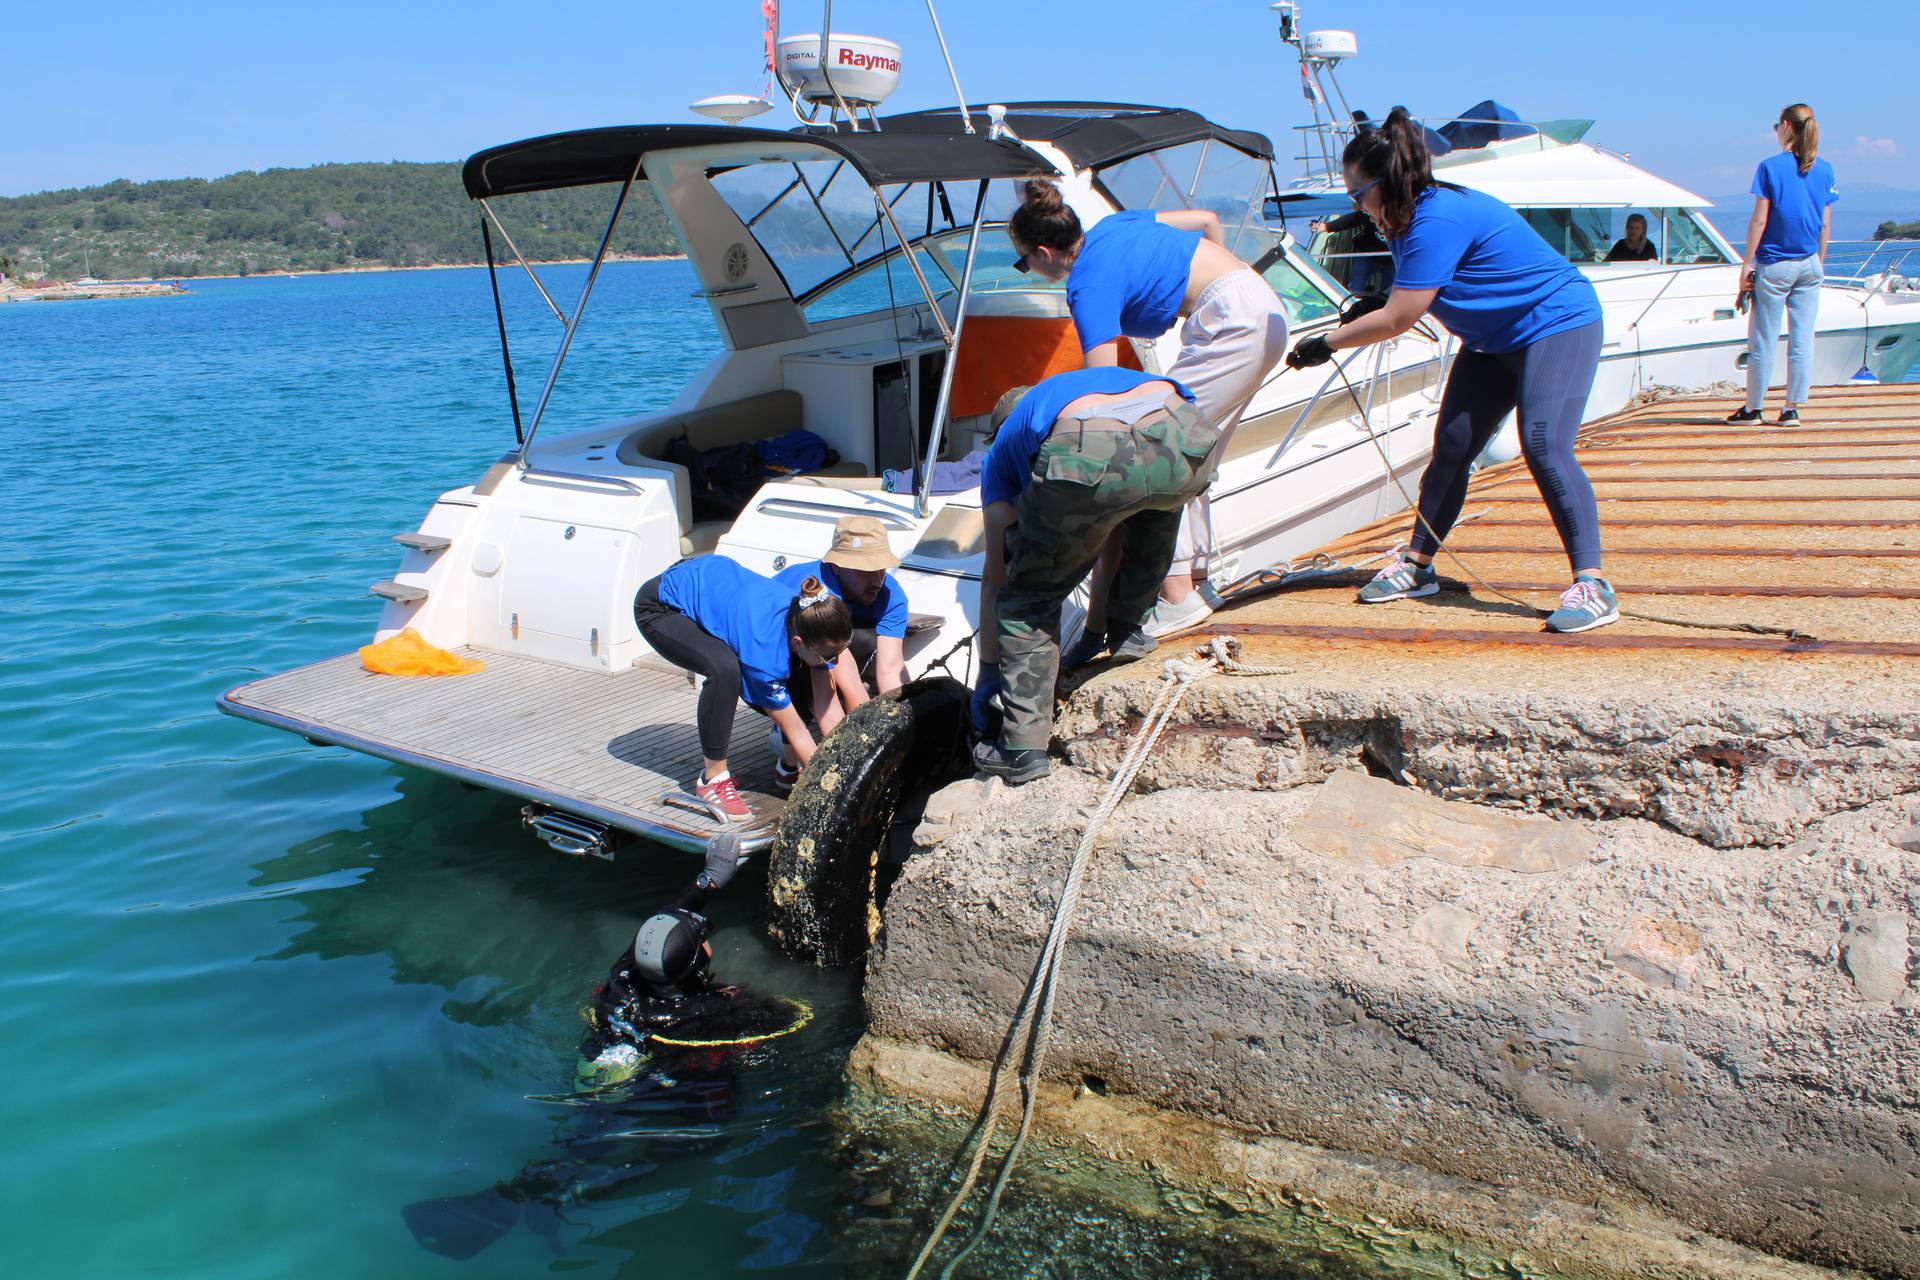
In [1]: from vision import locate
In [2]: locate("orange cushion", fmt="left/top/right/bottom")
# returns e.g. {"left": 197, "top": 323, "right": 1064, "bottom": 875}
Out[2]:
{"left": 948, "top": 316, "right": 1142, "bottom": 419}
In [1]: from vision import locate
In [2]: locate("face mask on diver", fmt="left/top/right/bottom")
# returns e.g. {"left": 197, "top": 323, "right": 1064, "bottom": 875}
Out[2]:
{"left": 632, "top": 907, "right": 713, "bottom": 991}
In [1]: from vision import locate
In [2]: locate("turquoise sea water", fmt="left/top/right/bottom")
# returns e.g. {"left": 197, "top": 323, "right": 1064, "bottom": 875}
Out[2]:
{"left": 5, "top": 262, "right": 1916, "bottom": 1279}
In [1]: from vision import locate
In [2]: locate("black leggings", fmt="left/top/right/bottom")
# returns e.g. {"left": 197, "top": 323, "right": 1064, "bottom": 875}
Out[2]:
{"left": 634, "top": 577, "right": 742, "bottom": 762}
{"left": 1411, "top": 318, "right": 1603, "bottom": 573}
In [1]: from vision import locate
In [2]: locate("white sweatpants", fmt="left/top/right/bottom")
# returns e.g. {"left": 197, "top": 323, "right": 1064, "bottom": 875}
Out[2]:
{"left": 1165, "top": 269, "right": 1291, "bottom": 574}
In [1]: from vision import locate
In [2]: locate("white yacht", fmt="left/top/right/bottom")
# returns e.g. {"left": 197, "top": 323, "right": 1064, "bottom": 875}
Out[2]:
{"left": 1270, "top": 5, "right": 1920, "bottom": 409}
{"left": 219, "top": 81, "right": 1452, "bottom": 856}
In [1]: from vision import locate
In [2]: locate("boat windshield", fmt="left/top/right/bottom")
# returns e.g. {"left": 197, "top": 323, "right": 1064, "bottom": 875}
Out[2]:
{"left": 1096, "top": 140, "right": 1273, "bottom": 261}
{"left": 709, "top": 162, "right": 1032, "bottom": 321}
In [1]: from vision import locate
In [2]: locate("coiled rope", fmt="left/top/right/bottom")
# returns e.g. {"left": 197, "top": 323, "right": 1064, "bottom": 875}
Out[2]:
{"left": 902, "top": 654, "right": 1216, "bottom": 1280}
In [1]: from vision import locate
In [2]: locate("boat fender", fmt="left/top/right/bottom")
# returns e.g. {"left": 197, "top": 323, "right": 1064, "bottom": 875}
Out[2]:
{"left": 765, "top": 676, "right": 973, "bottom": 966}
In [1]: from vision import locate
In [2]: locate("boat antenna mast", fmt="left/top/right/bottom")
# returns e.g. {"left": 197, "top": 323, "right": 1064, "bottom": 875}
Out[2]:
{"left": 1272, "top": 2, "right": 1361, "bottom": 181}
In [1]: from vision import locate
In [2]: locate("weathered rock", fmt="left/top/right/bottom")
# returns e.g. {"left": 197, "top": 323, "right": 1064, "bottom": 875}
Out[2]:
{"left": 1057, "top": 667, "right": 1920, "bottom": 848}
{"left": 910, "top": 776, "right": 998, "bottom": 849}
{"left": 1843, "top": 913, "right": 1911, "bottom": 1004}
{"left": 1607, "top": 916, "right": 1703, "bottom": 991}
{"left": 865, "top": 774, "right": 1920, "bottom": 1278}
{"left": 1409, "top": 904, "right": 1479, "bottom": 970}
{"left": 1294, "top": 770, "right": 1592, "bottom": 872}
{"left": 1892, "top": 823, "right": 1920, "bottom": 854}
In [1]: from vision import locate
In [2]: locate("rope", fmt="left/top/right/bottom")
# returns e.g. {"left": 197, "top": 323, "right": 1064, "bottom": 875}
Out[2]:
{"left": 1331, "top": 359, "right": 1819, "bottom": 643}
{"left": 902, "top": 655, "right": 1215, "bottom": 1280}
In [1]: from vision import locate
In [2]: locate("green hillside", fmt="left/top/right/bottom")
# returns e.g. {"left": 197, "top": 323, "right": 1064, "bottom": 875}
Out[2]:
{"left": 0, "top": 162, "right": 680, "bottom": 280}
{"left": 1874, "top": 219, "right": 1920, "bottom": 241}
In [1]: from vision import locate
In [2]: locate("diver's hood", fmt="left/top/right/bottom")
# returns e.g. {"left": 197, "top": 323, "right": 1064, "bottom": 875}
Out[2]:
{"left": 633, "top": 908, "right": 711, "bottom": 990}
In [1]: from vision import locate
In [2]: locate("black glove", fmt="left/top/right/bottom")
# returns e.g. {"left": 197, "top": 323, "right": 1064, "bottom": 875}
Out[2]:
{"left": 1339, "top": 292, "right": 1388, "bottom": 325}
{"left": 1287, "top": 334, "right": 1335, "bottom": 370}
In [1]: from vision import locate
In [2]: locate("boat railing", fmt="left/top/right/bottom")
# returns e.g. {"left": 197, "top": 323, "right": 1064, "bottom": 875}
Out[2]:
{"left": 1822, "top": 239, "right": 1920, "bottom": 293}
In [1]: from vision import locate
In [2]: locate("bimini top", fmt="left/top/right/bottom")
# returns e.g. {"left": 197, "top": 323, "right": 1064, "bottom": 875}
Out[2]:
{"left": 461, "top": 103, "right": 1272, "bottom": 200}
{"left": 463, "top": 122, "right": 1050, "bottom": 199}
{"left": 876, "top": 102, "right": 1274, "bottom": 167}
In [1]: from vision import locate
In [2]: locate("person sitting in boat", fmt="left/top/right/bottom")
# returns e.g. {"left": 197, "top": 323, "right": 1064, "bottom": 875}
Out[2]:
{"left": 632, "top": 555, "right": 858, "bottom": 821}
{"left": 1605, "top": 214, "right": 1659, "bottom": 263}
{"left": 972, "top": 370, "right": 1217, "bottom": 784}
{"left": 1286, "top": 107, "right": 1616, "bottom": 634}
{"left": 771, "top": 515, "right": 910, "bottom": 789}
{"left": 1006, "top": 179, "right": 1289, "bottom": 644}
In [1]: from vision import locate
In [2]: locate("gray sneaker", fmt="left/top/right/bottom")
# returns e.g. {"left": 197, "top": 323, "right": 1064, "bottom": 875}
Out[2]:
{"left": 1545, "top": 576, "right": 1618, "bottom": 633}
{"left": 1106, "top": 626, "right": 1158, "bottom": 664}
{"left": 1141, "top": 592, "right": 1214, "bottom": 638}
{"left": 1358, "top": 555, "right": 1440, "bottom": 603}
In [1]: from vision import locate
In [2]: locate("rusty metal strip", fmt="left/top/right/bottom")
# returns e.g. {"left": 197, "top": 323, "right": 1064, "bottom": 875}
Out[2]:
{"left": 1478, "top": 472, "right": 1920, "bottom": 489}
{"left": 1344, "top": 543, "right": 1920, "bottom": 559}
{"left": 1576, "top": 453, "right": 1920, "bottom": 466}
{"left": 1586, "top": 424, "right": 1920, "bottom": 443}
{"left": 1457, "top": 580, "right": 1920, "bottom": 600}
{"left": 1454, "top": 516, "right": 1919, "bottom": 528}
{"left": 1583, "top": 440, "right": 1920, "bottom": 454}
{"left": 1468, "top": 493, "right": 1918, "bottom": 505}
{"left": 1209, "top": 622, "right": 1920, "bottom": 658}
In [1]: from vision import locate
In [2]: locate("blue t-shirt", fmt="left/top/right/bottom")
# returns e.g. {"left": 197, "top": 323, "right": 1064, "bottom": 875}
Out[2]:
{"left": 981, "top": 368, "right": 1196, "bottom": 508}
{"left": 1751, "top": 152, "right": 1838, "bottom": 265}
{"left": 775, "top": 559, "right": 909, "bottom": 639}
{"left": 1065, "top": 210, "right": 1202, "bottom": 351}
{"left": 657, "top": 555, "right": 824, "bottom": 711}
{"left": 1390, "top": 184, "right": 1601, "bottom": 353}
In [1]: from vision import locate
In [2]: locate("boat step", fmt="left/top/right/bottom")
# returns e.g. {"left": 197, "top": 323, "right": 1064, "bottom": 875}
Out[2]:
{"left": 393, "top": 532, "right": 452, "bottom": 553}
{"left": 370, "top": 580, "right": 428, "bottom": 605}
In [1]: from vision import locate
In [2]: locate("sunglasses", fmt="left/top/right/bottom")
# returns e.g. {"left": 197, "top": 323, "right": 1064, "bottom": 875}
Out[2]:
{"left": 1012, "top": 251, "right": 1030, "bottom": 273}
{"left": 797, "top": 640, "right": 842, "bottom": 668}
{"left": 1346, "top": 175, "right": 1381, "bottom": 207}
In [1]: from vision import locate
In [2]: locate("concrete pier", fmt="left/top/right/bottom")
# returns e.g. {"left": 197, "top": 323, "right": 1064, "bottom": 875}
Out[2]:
{"left": 856, "top": 387, "right": 1920, "bottom": 1279}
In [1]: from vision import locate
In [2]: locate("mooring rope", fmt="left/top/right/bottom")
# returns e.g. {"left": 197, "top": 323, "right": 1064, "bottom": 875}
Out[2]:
{"left": 903, "top": 654, "right": 1215, "bottom": 1280}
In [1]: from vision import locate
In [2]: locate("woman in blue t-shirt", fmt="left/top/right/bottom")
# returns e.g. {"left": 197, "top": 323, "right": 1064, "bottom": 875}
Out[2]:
{"left": 1286, "top": 109, "right": 1616, "bottom": 634}
{"left": 1005, "top": 179, "right": 1291, "bottom": 643}
{"left": 631, "top": 555, "right": 857, "bottom": 821}
{"left": 1728, "top": 103, "right": 1837, "bottom": 427}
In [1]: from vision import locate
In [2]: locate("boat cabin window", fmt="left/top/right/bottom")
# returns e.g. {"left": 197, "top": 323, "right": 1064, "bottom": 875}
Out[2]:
{"left": 1097, "top": 141, "right": 1273, "bottom": 262}
{"left": 709, "top": 165, "right": 1036, "bottom": 324}
{"left": 1518, "top": 206, "right": 1731, "bottom": 266}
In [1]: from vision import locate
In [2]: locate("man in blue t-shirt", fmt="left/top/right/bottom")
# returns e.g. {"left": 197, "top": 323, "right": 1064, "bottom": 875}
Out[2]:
{"left": 973, "top": 368, "right": 1216, "bottom": 784}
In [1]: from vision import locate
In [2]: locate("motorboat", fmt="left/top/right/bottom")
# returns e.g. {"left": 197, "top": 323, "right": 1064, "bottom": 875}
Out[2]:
{"left": 220, "top": 33, "right": 1453, "bottom": 858}
{"left": 1268, "top": 3, "right": 1920, "bottom": 414}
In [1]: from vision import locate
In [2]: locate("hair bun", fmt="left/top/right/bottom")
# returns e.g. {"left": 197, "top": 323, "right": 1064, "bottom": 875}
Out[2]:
{"left": 1022, "top": 179, "right": 1063, "bottom": 210}
{"left": 800, "top": 575, "right": 825, "bottom": 596}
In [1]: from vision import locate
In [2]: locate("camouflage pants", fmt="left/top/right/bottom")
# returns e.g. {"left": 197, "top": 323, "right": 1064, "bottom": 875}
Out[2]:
{"left": 998, "top": 395, "right": 1218, "bottom": 751}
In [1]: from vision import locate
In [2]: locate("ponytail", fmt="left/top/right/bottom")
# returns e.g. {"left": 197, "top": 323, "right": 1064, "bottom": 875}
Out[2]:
{"left": 1780, "top": 103, "right": 1818, "bottom": 175}
{"left": 1007, "top": 179, "right": 1083, "bottom": 257}
{"left": 788, "top": 576, "right": 852, "bottom": 655}
{"left": 1340, "top": 106, "right": 1433, "bottom": 237}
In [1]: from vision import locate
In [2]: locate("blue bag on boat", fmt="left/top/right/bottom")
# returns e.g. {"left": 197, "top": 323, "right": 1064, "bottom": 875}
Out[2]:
{"left": 756, "top": 428, "right": 833, "bottom": 476}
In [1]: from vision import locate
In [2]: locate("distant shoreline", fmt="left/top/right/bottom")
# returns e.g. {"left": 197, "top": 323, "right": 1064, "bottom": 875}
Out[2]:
{"left": 185, "top": 253, "right": 687, "bottom": 282}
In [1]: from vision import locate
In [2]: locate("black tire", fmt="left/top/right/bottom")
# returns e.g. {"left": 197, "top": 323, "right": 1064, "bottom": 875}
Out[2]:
{"left": 765, "top": 676, "right": 972, "bottom": 966}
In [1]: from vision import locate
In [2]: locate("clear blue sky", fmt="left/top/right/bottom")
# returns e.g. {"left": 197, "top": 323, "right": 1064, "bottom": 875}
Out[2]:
{"left": 2, "top": 0, "right": 1911, "bottom": 200}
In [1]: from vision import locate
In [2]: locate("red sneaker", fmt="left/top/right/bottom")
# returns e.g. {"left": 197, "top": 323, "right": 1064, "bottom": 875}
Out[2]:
{"left": 693, "top": 771, "right": 751, "bottom": 822}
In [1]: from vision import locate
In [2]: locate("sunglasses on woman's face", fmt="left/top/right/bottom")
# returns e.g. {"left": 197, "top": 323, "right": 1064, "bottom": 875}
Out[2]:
{"left": 1012, "top": 251, "right": 1030, "bottom": 273}
{"left": 1346, "top": 175, "right": 1381, "bottom": 207}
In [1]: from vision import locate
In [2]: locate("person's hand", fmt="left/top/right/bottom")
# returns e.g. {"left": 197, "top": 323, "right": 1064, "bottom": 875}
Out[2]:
{"left": 970, "top": 664, "right": 1002, "bottom": 734}
{"left": 1735, "top": 284, "right": 1753, "bottom": 315}
{"left": 1308, "top": 219, "right": 1328, "bottom": 236}
{"left": 1338, "top": 292, "right": 1388, "bottom": 325}
{"left": 1287, "top": 334, "right": 1335, "bottom": 370}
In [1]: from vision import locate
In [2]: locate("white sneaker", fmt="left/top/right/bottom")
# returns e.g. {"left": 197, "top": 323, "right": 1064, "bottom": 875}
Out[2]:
{"left": 1197, "top": 579, "right": 1229, "bottom": 611}
{"left": 1141, "top": 592, "right": 1214, "bottom": 639}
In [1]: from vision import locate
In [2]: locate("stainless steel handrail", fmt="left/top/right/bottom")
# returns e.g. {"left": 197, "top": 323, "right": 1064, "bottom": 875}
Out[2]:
{"left": 915, "top": 205, "right": 985, "bottom": 518}
{"left": 478, "top": 198, "right": 567, "bottom": 326}
{"left": 756, "top": 496, "right": 916, "bottom": 527}
{"left": 517, "top": 156, "right": 642, "bottom": 469}
{"left": 519, "top": 467, "right": 647, "bottom": 495}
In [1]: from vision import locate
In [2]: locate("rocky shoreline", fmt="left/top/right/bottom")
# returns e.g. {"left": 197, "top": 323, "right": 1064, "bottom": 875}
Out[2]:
{"left": 853, "top": 647, "right": 1920, "bottom": 1278}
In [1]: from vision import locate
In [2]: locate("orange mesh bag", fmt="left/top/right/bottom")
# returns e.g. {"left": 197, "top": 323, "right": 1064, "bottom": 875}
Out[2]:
{"left": 358, "top": 629, "right": 485, "bottom": 676}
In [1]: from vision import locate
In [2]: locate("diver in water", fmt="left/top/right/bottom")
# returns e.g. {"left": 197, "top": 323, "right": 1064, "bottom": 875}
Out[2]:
{"left": 403, "top": 833, "right": 813, "bottom": 1261}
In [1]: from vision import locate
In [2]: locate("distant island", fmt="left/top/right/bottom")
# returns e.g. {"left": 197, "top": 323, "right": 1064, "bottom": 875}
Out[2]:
{"left": 1873, "top": 219, "right": 1920, "bottom": 241}
{"left": 0, "top": 162, "right": 680, "bottom": 281}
